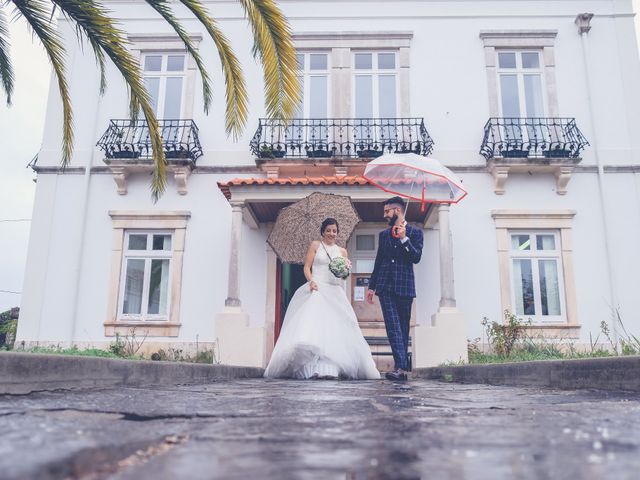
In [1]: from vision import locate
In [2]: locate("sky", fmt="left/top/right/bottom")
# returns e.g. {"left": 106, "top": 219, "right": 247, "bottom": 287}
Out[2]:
{"left": 1, "top": 3, "right": 640, "bottom": 312}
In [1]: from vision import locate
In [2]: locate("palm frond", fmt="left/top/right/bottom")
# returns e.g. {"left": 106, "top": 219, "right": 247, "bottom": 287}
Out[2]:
{"left": 239, "top": 0, "right": 300, "bottom": 121}
{"left": 145, "top": 0, "right": 213, "bottom": 113}
{"left": 87, "top": 35, "right": 107, "bottom": 94}
{"left": 0, "top": 9, "right": 15, "bottom": 106}
{"left": 12, "top": 0, "right": 73, "bottom": 164}
{"left": 177, "top": 0, "right": 248, "bottom": 138}
{"left": 52, "top": 0, "right": 166, "bottom": 199}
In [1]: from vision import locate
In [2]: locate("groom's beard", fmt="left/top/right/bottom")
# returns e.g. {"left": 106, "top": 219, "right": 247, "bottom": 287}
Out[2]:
{"left": 388, "top": 213, "right": 399, "bottom": 227}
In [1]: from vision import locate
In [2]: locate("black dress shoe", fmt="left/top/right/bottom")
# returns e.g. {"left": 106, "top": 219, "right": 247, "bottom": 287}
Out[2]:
{"left": 385, "top": 369, "right": 408, "bottom": 381}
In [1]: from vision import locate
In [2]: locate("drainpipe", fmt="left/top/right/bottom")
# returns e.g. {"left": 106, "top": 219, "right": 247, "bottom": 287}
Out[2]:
{"left": 576, "top": 13, "right": 619, "bottom": 349}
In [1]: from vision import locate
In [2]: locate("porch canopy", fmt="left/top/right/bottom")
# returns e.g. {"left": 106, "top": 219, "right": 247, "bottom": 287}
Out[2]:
{"left": 217, "top": 175, "right": 434, "bottom": 228}
{"left": 216, "top": 175, "right": 456, "bottom": 313}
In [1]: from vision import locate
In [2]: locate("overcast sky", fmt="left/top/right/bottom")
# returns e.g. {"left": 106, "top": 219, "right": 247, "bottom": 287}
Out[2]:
{"left": 1, "top": 3, "right": 640, "bottom": 312}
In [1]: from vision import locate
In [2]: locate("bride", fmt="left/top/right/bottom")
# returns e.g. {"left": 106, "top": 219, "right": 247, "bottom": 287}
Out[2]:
{"left": 264, "top": 218, "right": 380, "bottom": 380}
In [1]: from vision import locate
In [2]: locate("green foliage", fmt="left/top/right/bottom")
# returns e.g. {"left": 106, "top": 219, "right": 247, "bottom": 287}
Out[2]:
{"left": 481, "top": 310, "right": 531, "bottom": 356}
{"left": 468, "top": 309, "right": 627, "bottom": 365}
{"left": 150, "top": 347, "right": 216, "bottom": 364}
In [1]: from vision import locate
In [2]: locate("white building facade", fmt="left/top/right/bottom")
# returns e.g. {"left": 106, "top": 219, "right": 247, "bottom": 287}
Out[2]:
{"left": 17, "top": 0, "right": 640, "bottom": 368}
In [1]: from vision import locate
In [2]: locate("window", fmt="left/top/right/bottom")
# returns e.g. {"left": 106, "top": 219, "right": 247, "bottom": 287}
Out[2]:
{"left": 295, "top": 52, "right": 330, "bottom": 118}
{"left": 142, "top": 53, "right": 187, "bottom": 118}
{"left": 497, "top": 51, "right": 545, "bottom": 118}
{"left": 479, "top": 30, "right": 558, "bottom": 118}
{"left": 353, "top": 52, "right": 398, "bottom": 118}
{"left": 106, "top": 211, "right": 190, "bottom": 337}
{"left": 350, "top": 232, "right": 378, "bottom": 274}
{"left": 120, "top": 231, "right": 173, "bottom": 320}
{"left": 509, "top": 231, "right": 564, "bottom": 322}
{"left": 492, "top": 210, "right": 578, "bottom": 336}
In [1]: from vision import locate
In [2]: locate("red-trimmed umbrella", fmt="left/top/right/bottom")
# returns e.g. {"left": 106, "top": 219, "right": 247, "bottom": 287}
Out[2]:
{"left": 363, "top": 153, "right": 468, "bottom": 212}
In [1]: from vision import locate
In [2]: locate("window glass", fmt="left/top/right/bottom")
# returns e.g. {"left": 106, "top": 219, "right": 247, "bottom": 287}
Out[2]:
{"left": 356, "top": 234, "right": 375, "bottom": 251}
{"left": 144, "top": 55, "right": 162, "bottom": 72}
{"left": 378, "top": 53, "right": 396, "bottom": 69}
{"left": 498, "top": 52, "right": 516, "bottom": 69}
{"left": 511, "top": 234, "right": 531, "bottom": 251}
{"left": 167, "top": 55, "right": 185, "bottom": 72}
{"left": 148, "top": 259, "right": 170, "bottom": 315}
{"left": 123, "top": 259, "right": 145, "bottom": 314}
{"left": 309, "top": 54, "right": 327, "bottom": 70}
{"left": 128, "top": 234, "right": 148, "bottom": 250}
{"left": 355, "top": 53, "right": 372, "bottom": 69}
{"left": 522, "top": 52, "right": 540, "bottom": 69}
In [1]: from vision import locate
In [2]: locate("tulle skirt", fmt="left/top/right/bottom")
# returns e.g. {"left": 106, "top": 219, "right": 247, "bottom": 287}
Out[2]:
{"left": 264, "top": 281, "right": 380, "bottom": 380}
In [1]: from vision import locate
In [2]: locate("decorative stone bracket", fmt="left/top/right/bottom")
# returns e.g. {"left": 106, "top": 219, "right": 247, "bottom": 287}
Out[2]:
{"left": 488, "top": 161, "right": 576, "bottom": 195}
{"left": 108, "top": 164, "right": 193, "bottom": 195}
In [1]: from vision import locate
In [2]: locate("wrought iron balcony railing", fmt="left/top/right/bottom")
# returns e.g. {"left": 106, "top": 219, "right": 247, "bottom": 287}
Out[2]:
{"left": 97, "top": 119, "right": 203, "bottom": 162}
{"left": 480, "top": 117, "right": 589, "bottom": 161}
{"left": 250, "top": 117, "right": 433, "bottom": 159}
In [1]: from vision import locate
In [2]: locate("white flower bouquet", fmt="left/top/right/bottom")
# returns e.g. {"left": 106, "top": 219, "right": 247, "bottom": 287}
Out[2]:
{"left": 328, "top": 256, "right": 352, "bottom": 279}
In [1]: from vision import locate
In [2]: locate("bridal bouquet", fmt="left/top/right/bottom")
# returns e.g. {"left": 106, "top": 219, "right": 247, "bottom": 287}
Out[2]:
{"left": 328, "top": 257, "right": 352, "bottom": 279}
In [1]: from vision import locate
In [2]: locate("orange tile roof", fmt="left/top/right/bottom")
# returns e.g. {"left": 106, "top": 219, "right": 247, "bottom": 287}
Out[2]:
{"left": 218, "top": 175, "right": 369, "bottom": 199}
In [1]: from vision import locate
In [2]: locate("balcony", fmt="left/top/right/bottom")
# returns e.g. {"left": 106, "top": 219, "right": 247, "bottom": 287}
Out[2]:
{"left": 97, "top": 119, "right": 203, "bottom": 195}
{"left": 250, "top": 117, "right": 434, "bottom": 162}
{"left": 480, "top": 118, "right": 590, "bottom": 195}
{"left": 480, "top": 117, "right": 589, "bottom": 161}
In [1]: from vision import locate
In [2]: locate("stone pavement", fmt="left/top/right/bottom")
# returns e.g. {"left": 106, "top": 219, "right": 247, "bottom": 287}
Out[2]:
{"left": 1, "top": 379, "right": 639, "bottom": 480}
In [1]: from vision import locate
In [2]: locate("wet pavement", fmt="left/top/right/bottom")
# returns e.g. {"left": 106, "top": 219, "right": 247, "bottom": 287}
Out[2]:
{"left": 1, "top": 379, "right": 639, "bottom": 479}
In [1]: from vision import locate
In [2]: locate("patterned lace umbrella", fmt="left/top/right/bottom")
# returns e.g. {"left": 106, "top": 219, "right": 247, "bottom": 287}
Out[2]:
{"left": 268, "top": 192, "right": 361, "bottom": 264}
{"left": 363, "top": 153, "right": 468, "bottom": 212}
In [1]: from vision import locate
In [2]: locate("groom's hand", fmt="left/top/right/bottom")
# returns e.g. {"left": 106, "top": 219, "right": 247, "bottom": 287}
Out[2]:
{"left": 366, "top": 289, "right": 375, "bottom": 304}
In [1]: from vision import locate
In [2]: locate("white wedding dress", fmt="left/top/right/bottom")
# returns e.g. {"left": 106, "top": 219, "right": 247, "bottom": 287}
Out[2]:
{"left": 264, "top": 242, "right": 380, "bottom": 380}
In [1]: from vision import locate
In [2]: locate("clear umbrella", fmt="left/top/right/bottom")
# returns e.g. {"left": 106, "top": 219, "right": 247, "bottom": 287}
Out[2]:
{"left": 363, "top": 152, "right": 468, "bottom": 212}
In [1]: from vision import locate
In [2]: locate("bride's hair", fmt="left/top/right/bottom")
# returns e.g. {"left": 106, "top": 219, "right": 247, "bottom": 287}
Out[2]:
{"left": 320, "top": 217, "right": 339, "bottom": 235}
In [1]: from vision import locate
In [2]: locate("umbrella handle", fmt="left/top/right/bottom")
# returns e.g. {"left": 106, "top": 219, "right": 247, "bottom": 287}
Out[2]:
{"left": 391, "top": 225, "right": 402, "bottom": 238}
{"left": 421, "top": 186, "right": 426, "bottom": 213}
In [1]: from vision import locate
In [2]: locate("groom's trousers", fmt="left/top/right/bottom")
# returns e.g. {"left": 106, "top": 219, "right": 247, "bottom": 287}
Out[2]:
{"left": 378, "top": 295, "right": 413, "bottom": 371}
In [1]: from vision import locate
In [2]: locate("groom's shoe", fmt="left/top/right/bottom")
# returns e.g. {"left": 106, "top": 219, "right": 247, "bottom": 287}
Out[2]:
{"left": 385, "top": 369, "right": 408, "bottom": 381}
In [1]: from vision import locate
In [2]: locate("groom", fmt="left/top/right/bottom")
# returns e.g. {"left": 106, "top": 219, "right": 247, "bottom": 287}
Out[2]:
{"left": 366, "top": 196, "right": 424, "bottom": 381}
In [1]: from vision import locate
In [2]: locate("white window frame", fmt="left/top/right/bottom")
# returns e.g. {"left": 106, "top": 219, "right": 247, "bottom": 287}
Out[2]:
{"left": 496, "top": 50, "right": 548, "bottom": 118}
{"left": 479, "top": 30, "right": 559, "bottom": 118}
{"left": 351, "top": 51, "right": 399, "bottom": 118}
{"left": 508, "top": 230, "right": 566, "bottom": 324}
{"left": 295, "top": 51, "right": 331, "bottom": 118}
{"left": 128, "top": 34, "right": 202, "bottom": 120}
{"left": 118, "top": 230, "right": 174, "bottom": 322}
{"left": 141, "top": 52, "right": 188, "bottom": 119}
{"left": 291, "top": 32, "right": 412, "bottom": 118}
{"left": 105, "top": 211, "right": 190, "bottom": 337}
{"left": 492, "top": 210, "right": 579, "bottom": 338}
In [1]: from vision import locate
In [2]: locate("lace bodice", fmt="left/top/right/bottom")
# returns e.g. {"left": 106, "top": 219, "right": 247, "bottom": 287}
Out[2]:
{"left": 312, "top": 242, "right": 344, "bottom": 285}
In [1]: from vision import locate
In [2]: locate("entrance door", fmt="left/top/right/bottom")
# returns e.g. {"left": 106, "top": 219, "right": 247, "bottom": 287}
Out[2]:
{"left": 275, "top": 261, "right": 306, "bottom": 343}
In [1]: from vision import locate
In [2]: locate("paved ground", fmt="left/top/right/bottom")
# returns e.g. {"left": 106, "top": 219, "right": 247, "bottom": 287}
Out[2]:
{"left": 1, "top": 379, "right": 639, "bottom": 480}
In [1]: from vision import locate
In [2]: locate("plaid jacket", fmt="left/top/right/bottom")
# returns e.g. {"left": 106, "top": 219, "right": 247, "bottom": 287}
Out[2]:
{"left": 368, "top": 224, "right": 424, "bottom": 298}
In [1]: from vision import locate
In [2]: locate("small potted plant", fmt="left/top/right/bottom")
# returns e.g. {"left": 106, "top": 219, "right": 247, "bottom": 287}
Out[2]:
{"left": 259, "top": 145, "right": 285, "bottom": 158}
{"left": 306, "top": 146, "right": 333, "bottom": 158}
{"left": 110, "top": 147, "right": 140, "bottom": 159}
{"left": 543, "top": 145, "right": 574, "bottom": 158}
{"left": 500, "top": 144, "right": 529, "bottom": 158}
{"left": 357, "top": 147, "right": 383, "bottom": 158}
{"left": 165, "top": 148, "right": 192, "bottom": 160}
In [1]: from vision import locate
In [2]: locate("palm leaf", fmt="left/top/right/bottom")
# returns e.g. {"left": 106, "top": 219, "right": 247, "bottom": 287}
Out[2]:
{"left": 52, "top": 0, "right": 166, "bottom": 199}
{"left": 0, "top": 9, "right": 15, "bottom": 106}
{"left": 145, "top": 0, "right": 213, "bottom": 113}
{"left": 12, "top": 0, "right": 73, "bottom": 164}
{"left": 239, "top": 0, "right": 300, "bottom": 120}
{"left": 177, "top": 0, "right": 248, "bottom": 138}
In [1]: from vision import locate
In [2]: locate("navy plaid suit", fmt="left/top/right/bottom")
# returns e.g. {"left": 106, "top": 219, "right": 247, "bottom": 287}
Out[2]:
{"left": 369, "top": 224, "right": 424, "bottom": 371}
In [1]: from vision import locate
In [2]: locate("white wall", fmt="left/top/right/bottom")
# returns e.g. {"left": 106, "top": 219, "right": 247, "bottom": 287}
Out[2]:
{"left": 19, "top": 0, "right": 640, "bottom": 347}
